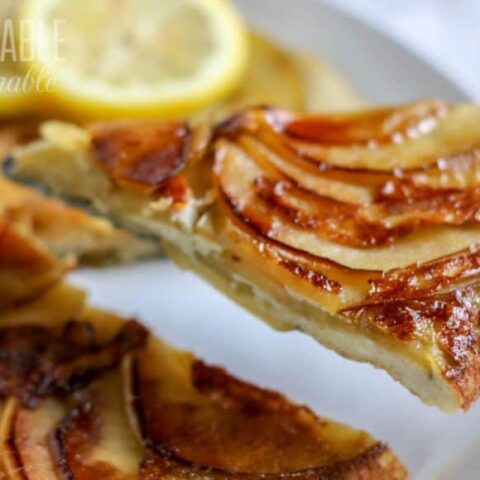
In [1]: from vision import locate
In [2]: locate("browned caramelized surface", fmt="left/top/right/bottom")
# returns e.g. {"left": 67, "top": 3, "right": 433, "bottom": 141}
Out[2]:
{"left": 138, "top": 443, "right": 404, "bottom": 480}
{"left": 208, "top": 102, "right": 480, "bottom": 408}
{"left": 367, "top": 246, "right": 480, "bottom": 302}
{"left": 91, "top": 121, "right": 191, "bottom": 194}
{"left": 342, "top": 287, "right": 480, "bottom": 409}
{"left": 272, "top": 101, "right": 447, "bottom": 147}
{"left": 215, "top": 103, "right": 480, "bottom": 249}
{"left": 84, "top": 102, "right": 480, "bottom": 411}
{"left": 45, "top": 355, "right": 406, "bottom": 480}
{"left": 0, "top": 320, "right": 147, "bottom": 407}
{"left": 51, "top": 401, "right": 135, "bottom": 480}
{"left": 129, "top": 350, "right": 407, "bottom": 479}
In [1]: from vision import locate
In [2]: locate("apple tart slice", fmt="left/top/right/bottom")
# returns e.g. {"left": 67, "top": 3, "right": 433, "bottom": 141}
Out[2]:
{"left": 0, "top": 120, "right": 161, "bottom": 266}
{"left": 8, "top": 100, "right": 480, "bottom": 412}
{"left": 0, "top": 328, "right": 406, "bottom": 480}
{"left": 0, "top": 223, "right": 406, "bottom": 479}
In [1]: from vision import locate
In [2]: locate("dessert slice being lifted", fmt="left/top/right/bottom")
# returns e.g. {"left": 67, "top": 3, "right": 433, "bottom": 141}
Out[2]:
{"left": 0, "top": 220, "right": 406, "bottom": 479}
{"left": 7, "top": 100, "right": 480, "bottom": 412}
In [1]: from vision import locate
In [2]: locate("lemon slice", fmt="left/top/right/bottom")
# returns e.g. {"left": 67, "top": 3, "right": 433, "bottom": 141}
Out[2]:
{"left": 20, "top": 0, "right": 249, "bottom": 119}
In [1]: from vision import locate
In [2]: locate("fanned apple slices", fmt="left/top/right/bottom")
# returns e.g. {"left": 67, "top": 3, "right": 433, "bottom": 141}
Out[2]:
{"left": 0, "top": 224, "right": 406, "bottom": 479}
{"left": 0, "top": 345, "right": 405, "bottom": 480}
{"left": 0, "top": 340, "right": 405, "bottom": 480}
{"left": 8, "top": 100, "right": 480, "bottom": 412}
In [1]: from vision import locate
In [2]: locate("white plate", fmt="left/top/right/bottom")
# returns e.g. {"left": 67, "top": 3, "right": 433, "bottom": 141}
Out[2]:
{"left": 70, "top": 2, "right": 476, "bottom": 479}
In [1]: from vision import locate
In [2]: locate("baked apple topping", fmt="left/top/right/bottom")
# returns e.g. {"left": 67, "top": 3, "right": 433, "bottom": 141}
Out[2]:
{"left": 0, "top": 330, "right": 406, "bottom": 479}
{"left": 0, "top": 320, "right": 148, "bottom": 407}
{"left": 122, "top": 342, "right": 405, "bottom": 479}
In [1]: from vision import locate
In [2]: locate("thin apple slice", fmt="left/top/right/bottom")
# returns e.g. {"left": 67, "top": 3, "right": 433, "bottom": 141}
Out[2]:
{"left": 0, "top": 369, "right": 142, "bottom": 480}
{"left": 251, "top": 102, "right": 480, "bottom": 171}
{"left": 125, "top": 341, "right": 406, "bottom": 479}
{"left": 0, "top": 397, "right": 66, "bottom": 480}
{"left": 0, "top": 398, "right": 22, "bottom": 480}
{"left": 272, "top": 101, "right": 446, "bottom": 147}
{"left": 50, "top": 368, "right": 143, "bottom": 480}
{"left": 238, "top": 133, "right": 376, "bottom": 204}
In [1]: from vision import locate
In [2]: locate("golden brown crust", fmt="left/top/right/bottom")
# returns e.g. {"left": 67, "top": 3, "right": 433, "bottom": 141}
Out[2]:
{"left": 44, "top": 355, "right": 406, "bottom": 480}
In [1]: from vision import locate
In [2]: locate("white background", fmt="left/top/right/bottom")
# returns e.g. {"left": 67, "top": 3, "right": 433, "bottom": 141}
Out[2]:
{"left": 329, "top": 0, "right": 480, "bottom": 100}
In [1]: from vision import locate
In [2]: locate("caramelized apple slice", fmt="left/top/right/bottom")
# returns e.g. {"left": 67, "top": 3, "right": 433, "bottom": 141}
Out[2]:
{"left": 49, "top": 368, "right": 143, "bottom": 480}
{"left": 0, "top": 370, "right": 142, "bottom": 480}
{"left": 0, "top": 397, "right": 65, "bottom": 480}
{"left": 225, "top": 102, "right": 480, "bottom": 171}
{"left": 0, "top": 399, "right": 20, "bottom": 480}
{"left": 90, "top": 120, "right": 192, "bottom": 194}
{"left": 0, "top": 318, "right": 147, "bottom": 408}
{"left": 0, "top": 283, "right": 148, "bottom": 409}
{"left": 237, "top": 133, "right": 375, "bottom": 204}
{"left": 125, "top": 341, "right": 407, "bottom": 479}
{"left": 273, "top": 101, "right": 447, "bottom": 147}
